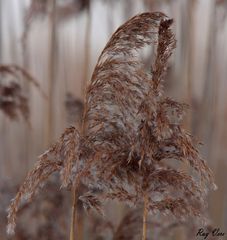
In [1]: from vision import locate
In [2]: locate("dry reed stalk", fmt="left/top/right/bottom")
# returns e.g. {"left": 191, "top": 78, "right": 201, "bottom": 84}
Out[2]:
{"left": 45, "top": 0, "right": 57, "bottom": 145}
{"left": 185, "top": 0, "right": 196, "bottom": 131}
{"left": 77, "top": 213, "right": 84, "bottom": 240}
{"left": 81, "top": 1, "right": 91, "bottom": 98}
{"left": 71, "top": 3, "right": 91, "bottom": 239}
{"left": 107, "top": 0, "right": 114, "bottom": 37}
{"left": 7, "top": 12, "right": 216, "bottom": 239}
{"left": 70, "top": 188, "right": 78, "bottom": 240}
{"left": 22, "top": 12, "right": 32, "bottom": 173}
{"left": 142, "top": 195, "right": 148, "bottom": 240}
{"left": 65, "top": 92, "right": 84, "bottom": 240}
{"left": 197, "top": 4, "right": 217, "bottom": 161}
{"left": 0, "top": 1, "right": 2, "bottom": 61}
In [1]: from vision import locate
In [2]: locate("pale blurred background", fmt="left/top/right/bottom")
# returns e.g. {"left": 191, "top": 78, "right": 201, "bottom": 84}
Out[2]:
{"left": 0, "top": 0, "right": 227, "bottom": 238}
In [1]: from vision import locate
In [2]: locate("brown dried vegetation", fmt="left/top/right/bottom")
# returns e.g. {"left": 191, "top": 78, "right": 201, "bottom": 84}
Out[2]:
{"left": 1, "top": 179, "right": 70, "bottom": 240}
{"left": 0, "top": 64, "right": 44, "bottom": 121}
{"left": 25, "top": 0, "right": 90, "bottom": 23}
{"left": 65, "top": 92, "right": 84, "bottom": 126}
{"left": 7, "top": 12, "right": 216, "bottom": 237}
{"left": 113, "top": 209, "right": 216, "bottom": 240}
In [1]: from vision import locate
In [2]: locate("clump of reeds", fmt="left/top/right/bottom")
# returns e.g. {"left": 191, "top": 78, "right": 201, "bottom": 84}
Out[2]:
{"left": 7, "top": 12, "right": 216, "bottom": 239}
{"left": 0, "top": 64, "right": 44, "bottom": 121}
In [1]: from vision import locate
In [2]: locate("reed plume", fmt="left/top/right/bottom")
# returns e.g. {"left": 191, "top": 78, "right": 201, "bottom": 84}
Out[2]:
{"left": 7, "top": 12, "right": 216, "bottom": 238}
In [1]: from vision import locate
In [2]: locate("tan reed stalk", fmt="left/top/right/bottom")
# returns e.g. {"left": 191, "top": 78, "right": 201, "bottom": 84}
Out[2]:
{"left": 142, "top": 195, "right": 148, "bottom": 240}
{"left": 46, "top": 0, "right": 57, "bottom": 145}
{"left": 70, "top": 187, "right": 77, "bottom": 240}
{"left": 0, "top": 0, "right": 2, "bottom": 61}
{"left": 107, "top": 0, "right": 114, "bottom": 37}
{"left": 70, "top": 3, "right": 91, "bottom": 239}
{"left": 22, "top": 7, "right": 32, "bottom": 173}
{"left": 77, "top": 213, "right": 84, "bottom": 240}
{"left": 69, "top": 134, "right": 85, "bottom": 240}
{"left": 199, "top": 4, "right": 219, "bottom": 226}
{"left": 185, "top": 0, "right": 196, "bottom": 132}
{"left": 81, "top": 2, "right": 91, "bottom": 98}
{"left": 198, "top": 3, "right": 216, "bottom": 159}
{"left": 176, "top": 1, "right": 195, "bottom": 230}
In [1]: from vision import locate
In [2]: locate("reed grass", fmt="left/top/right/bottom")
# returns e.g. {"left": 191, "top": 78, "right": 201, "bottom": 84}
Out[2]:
{"left": 6, "top": 12, "right": 216, "bottom": 240}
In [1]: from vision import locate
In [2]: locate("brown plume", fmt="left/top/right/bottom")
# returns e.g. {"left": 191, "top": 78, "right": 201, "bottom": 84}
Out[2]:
{"left": 7, "top": 12, "right": 216, "bottom": 235}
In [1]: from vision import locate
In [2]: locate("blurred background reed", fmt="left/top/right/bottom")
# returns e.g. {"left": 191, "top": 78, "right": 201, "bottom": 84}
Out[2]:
{"left": 0, "top": 0, "right": 227, "bottom": 239}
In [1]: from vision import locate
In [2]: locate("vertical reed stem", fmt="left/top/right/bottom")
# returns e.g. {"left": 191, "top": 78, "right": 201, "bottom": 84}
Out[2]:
{"left": 46, "top": 0, "right": 57, "bottom": 145}
{"left": 77, "top": 213, "right": 84, "bottom": 240}
{"left": 71, "top": 4, "right": 91, "bottom": 240}
{"left": 81, "top": 3, "right": 91, "bottom": 98}
{"left": 142, "top": 194, "right": 148, "bottom": 240}
{"left": 70, "top": 187, "right": 77, "bottom": 240}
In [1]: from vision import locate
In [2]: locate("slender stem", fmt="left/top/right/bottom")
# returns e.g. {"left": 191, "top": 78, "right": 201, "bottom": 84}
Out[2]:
{"left": 70, "top": 5, "right": 91, "bottom": 239}
{"left": 70, "top": 187, "right": 77, "bottom": 240}
{"left": 77, "top": 212, "right": 84, "bottom": 240}
{"left": 142, "top": 195, "right": 148, "bottom": 240}
{"left": 81, "top": 3, "right": 91, "bottom": 98}
{"left": 46, "top": 0, "right": 57, "bottom": 145}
